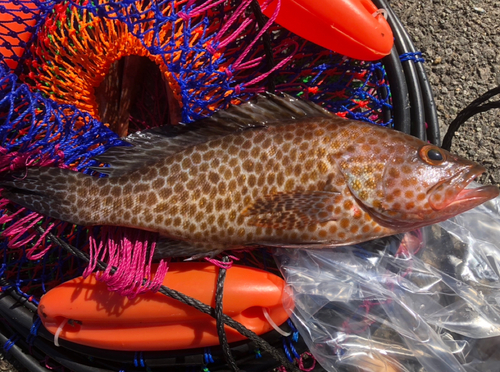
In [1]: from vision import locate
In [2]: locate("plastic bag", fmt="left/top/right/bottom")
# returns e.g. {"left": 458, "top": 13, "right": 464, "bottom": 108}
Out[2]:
{"left": 275, "top": 193, "right": 500, "bottom": 372}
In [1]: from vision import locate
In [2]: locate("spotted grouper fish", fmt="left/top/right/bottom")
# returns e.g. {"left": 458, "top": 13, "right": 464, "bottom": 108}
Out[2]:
{"left": 1, "top": 94, "right": 498, "bottom": 257}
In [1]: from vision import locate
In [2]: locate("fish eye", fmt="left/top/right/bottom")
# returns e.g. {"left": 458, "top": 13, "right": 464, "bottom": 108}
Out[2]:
{"left": 427, "top": 149, "right": 443, "bottom": 161}
{"left": 419, "top": 145, "right": 446, "bottom": 165}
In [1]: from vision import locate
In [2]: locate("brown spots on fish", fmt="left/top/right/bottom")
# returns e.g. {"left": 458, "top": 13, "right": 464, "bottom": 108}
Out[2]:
{"left": 388, "top": 168, "right": 400, "bottom": 178}
{"left": 110, "top": 186, "right": 121, "bottom": 198}
{"left": 365, "top": 178, "right": 377, "bottom": 189}
{"left": 352, "top": 179, "right": 362, "bottom": 191}
{"left": 394, "top": 156, "right": 404, "bottom": 165}
{"left": 401, "top": 165, "right": 412, "bottom": 174}
{"left": 340, "top": 218, "right": 350, "bottom": 229}
{"left": 344, "top": 200, "right": 353, "bottom": 210}
{"left": 401, "top": 179, "right": 411, "bottom": 188}
{"left": 405, "top": 190, "right": 414, "bottom": 199}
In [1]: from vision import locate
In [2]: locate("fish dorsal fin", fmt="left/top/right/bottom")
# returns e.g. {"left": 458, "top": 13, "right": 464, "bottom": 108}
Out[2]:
{"left": 92, "top": 93, "right": 334, "bottom": 177}
{"left": 201, "top": 92, "right": 334, "bottom": 127}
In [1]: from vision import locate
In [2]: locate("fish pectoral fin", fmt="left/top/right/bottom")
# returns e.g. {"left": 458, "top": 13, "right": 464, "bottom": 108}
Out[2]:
{"left": 242, "top": 191, "right": 343, "bottom": 230}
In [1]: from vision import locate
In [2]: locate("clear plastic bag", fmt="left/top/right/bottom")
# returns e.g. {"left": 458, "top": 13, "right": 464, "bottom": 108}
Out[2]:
{"left": 275, "top": 194, "right": 500, "bottom": 372}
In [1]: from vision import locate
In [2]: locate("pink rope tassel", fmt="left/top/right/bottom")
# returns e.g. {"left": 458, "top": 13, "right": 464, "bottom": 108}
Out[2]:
{"left": 84, "top": 227, "right": 168, "bottom": 299}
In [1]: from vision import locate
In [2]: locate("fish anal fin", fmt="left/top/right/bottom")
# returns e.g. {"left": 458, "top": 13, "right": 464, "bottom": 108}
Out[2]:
{"left": 242, "top": 191, "right": 343, "bottom": 230}
{"left": 154, "top": 237, "right": 225, "bottom": 259}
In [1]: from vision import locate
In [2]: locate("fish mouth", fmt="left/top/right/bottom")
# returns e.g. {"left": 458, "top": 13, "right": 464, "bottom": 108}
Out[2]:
{"left": 428, "top": 164, "right": 499, "bottom": 212}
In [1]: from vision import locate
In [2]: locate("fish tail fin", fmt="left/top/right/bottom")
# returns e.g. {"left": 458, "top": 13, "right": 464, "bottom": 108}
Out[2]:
{"left": 0, "top": 167, "right": 97, "bottom": 226}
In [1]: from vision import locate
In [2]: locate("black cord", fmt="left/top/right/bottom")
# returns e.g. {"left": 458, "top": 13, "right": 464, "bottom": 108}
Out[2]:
{"left": 35, "top": 226, "right": 299, "bottom": 372}
{"left": 0, "top": 330, "right": 52, "bottom": 372}
{"left": 215, "top": 257, "right": 239, "bottom": 371}
{"left": 441, "top": 85, "right": 500, "bottom": 151}
{"left": 381, "top": 46, "right": 411, "bottom": 134}
{"left": 250, "top": 0, "right": 276, "bottom": 93}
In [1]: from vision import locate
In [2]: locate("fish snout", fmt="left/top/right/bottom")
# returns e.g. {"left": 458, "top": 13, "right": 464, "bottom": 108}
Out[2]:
{"left": 428, "top": 164, "right": 498, "bottom": 211}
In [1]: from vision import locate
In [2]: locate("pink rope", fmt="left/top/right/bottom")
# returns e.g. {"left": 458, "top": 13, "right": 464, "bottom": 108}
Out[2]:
{"left": 0, "top": 204, "right": 26, "bottom": 224}
{"left": 177, "top": 0, "right": 227, "bottom": 21}
{"left": 207, "top": 0, "right": 255, "bottom": 54}
{"left": 85, "top": 227, "right": 169, "bottom": 299}
{"left": 204, "top": 254, "right": 239, "bottom": 269}
{"left": 3, "top": 213, "right": 44, "bottom": 248}
{"left": 231, "top": 0, "right": 280, "bottom": 72}
{"left": 0, "top": 145, "right": 66, "bottom": 174}
{"left": 242, "top": 39, "right": 299, "bottom": 92}
{"left": 298, "top": 352, "right": 316, "bottom": 372}
{"left": 25, "top": 222, "right": 56, "bottom": 260}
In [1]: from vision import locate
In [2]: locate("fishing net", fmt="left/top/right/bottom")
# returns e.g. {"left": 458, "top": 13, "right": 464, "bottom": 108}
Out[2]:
{"left": 0, "top": 0, "right": 440, "bottom": 371}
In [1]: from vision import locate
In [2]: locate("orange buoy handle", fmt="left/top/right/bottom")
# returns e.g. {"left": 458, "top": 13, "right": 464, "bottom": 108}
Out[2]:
{"left": 38, "top": 263, "right": 290, "bottom": 351}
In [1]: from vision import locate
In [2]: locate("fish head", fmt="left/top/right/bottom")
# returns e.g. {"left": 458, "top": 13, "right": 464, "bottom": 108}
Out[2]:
{"left": 339, "top": 134, "right": 499, "bottom": 229}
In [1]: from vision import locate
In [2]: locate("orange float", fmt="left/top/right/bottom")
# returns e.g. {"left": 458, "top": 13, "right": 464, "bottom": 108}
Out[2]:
{"left": 38, "top": 262, "right": 290, "bottom": 351}
{"left": 258, "top": 0, "right": 393, "bottom": 61}
{"left": 0, "top": 1, "right": 39, "bottom": 70}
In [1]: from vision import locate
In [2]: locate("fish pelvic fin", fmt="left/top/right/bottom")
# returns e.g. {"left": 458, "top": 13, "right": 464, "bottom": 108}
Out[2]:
{"left": 0, "top": 167, "right": 98, "bottom": 226}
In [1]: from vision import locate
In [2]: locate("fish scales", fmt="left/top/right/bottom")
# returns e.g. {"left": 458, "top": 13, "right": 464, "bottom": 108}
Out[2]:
{"left": 1, "top": 94, "right": 498, "bottom": 257}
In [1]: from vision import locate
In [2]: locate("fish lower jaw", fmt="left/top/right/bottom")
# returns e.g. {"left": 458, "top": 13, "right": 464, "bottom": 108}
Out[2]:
{"left": 448, "top": 184, "right": 499, "bottom": 207}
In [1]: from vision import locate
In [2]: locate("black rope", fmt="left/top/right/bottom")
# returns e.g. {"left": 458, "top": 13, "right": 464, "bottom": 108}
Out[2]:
{"left": 35, "top": 226, "right": 299, "bottom": 372}
{"left": 250, "top": 0, "right": 276, "bottom": 93}
{"left": 215, "top": 256, "right": 239, "bottom": 371}
{"left": 441, "top": 85, "right": 500, "bottom": 151}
